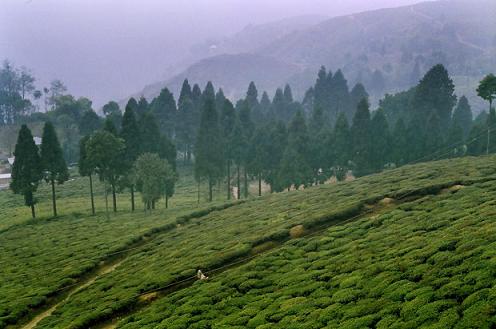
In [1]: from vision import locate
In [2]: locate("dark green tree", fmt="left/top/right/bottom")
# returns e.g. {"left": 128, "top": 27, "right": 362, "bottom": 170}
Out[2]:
{"left": 477, "top": 74, "right": 496, "bottom": 112}
{"left": 220, "top": 99, "right": 236, "bottom": 199}
{"left": 351, "top": 99, "right": 373, "bottom": 177}
{"left": 176, "top": 80, "right": 195, "bottom": 163}
{"left": 140, "top": 112, "right": 162, "bottom": 154}
{"left": 103, "top": 117, "right": 118, "bottom": 135}
{"left": 278, "top": 111, "right": 312, "bottom": 190}
{"left": 150, "top": 88, "right": 176, "bottom": 138}
{"left": 350, "top": 83, "right": 369, "bottom": 122}
{"left": 40, "top": 121, "right": 69, "bottom": 217}
{"left": 263, "top": 121, "right": 287, "bottom": 192}
{"left": 370, "top": 109, "right": 391, "bottom": 172}
{"left": 120, "top": 103, "right": 141, "bottom": 211}
{"left": 412, "top": 64, "right": 456, "bottom": 132}
{"left": 79, "top": 109, "right": 102, "bottom": 136}
{"left": 86, "top": 130, "right": 124, "bottom": 214}
{"left": 392, "top": 118, "right": 408, "bottom": 166}
{"left": 194, "top": 99, "right": 223, "bottom": 202}
{"left": 136, "top": 96, "right": 149, "bottom": 119}
{"left": 79, "top": 136, "right": 96, "bottom": 215}
{"left": 452, "top": 95, "right": 473, "bottom": 138}
{"left": 102, "top": 101, "right": 122, "bottom": 129}
{"left": 10, "top": 125, "right": 43, "bottom": 218}
{"left": 332, "top": 113, "right": 351, "bottom": 181}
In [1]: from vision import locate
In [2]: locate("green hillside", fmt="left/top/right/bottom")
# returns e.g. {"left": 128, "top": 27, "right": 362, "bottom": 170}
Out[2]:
{"left": 2, "top": 155, "right": 496, "bottom": 328}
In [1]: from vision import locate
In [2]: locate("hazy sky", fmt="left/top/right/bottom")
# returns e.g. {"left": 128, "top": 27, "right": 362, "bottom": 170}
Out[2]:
{"left": 1, "top": 0, "right": 421, "bottom": 107}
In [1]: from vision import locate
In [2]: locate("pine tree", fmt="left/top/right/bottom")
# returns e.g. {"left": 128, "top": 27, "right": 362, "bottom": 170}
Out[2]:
{"left": 248, "top": 126, "right": 269, "bottom": 196}
{"left": 79, "top": 109, "right": 102, "bottom": 136}
{"left": 278, "top": 111, "right": 312, "bottom": 190}
{"left": 177, "top": 80, "right": 195, "bottom": 163}
{"left": 150, "top": 88, "right": 176, "bottom": 138}
{"left": 314, "top": 66, "right": 332, "bottom": 122}
{"left": 120, "top": 103, "right": 141, "bottom": 211}
{"left": 412, "top": 64, "right": 456, "bottom": 132}
{"left": 370, "top": 109, "right": 391, "bottom": 172}
{"left": 423, "top": 113, "right": 444, "bottom": 160}
{"left": 102, "top": 101, "right": 122, "bottom": 130}
{"left": 79, "top": 135, "right": 96, "bottom": 215}
{"left": 10, "top": 125, "right": 43, "bottom": 218}
{"left": 194, "top": 98, "right": 223, "bottom": 202}
{"left": 220, "top": 99, "right": 236, "bottom": 199}
{"left": 446, "top": 122, "right": 465, "bottom": 158}
{"left": 40, "top": 121, "right": 69, "bottom": 217}
{"left": 230, "top": 117, "right": 247, "bottom": 199}
{"left": 136, "top": 96, "right": 149, "bottom": 119}
{"left": 246, "top": 82, "right": 259, "bottom": 108}
{"left": 329, "top": 70, "right": 352, "bottom": 124}
{"left": 309, "top": 106, "right": 329, "bottom": 184}
{"left": 263, "top": 121, "right": 287, "bottom": 192}
{"left": 238, "top": 100, "right": 255, "bottom": 198}
{"left": 351, "top": 99, "right": 373, "bottom": 177}
{"left": 452, "top": 96, "right": 473, "bottom": 138}
{"left": 283, "top": 84, "right": 293, "bottom": 103}
{"left": 332, "top": 113, "right": 351, "bottom": 181}
{"left": 140, "top": 112, "right": 162, "bottom": 154}
{"left": 350, "top": 83, "right": 369, "bottom": 122}
{"left": 392, "top": 118, "right": 408, "bottom": 166}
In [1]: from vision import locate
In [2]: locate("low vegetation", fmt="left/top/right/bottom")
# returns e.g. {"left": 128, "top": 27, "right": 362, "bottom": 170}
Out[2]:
{"left": 27, "top": 155, "right": 496, "bottom": 328}
{"left": 118, "top": 178, "right": 496, "bottom": 328}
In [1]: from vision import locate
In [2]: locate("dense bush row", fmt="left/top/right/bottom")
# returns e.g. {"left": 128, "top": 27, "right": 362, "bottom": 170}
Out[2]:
{"left": 118, "top": 179, "right": 496, "bottom": 328}
{"left": 34, "top": 156, "right": 496, "bottom": 328}
{"left": 0, "top": 172, "right": 229, "bottom": 328}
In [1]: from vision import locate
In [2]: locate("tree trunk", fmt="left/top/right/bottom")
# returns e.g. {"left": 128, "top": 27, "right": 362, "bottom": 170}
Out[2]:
{"left": 131, "top": 185, "right": 135, "bottom": 212}
{"left": 31, "top": 204, "right": 36, "bottom": 219}
{"left": 208, "top": 178, "right": 213, "bottom": 202}
{"left": 104, "top": 182, "right": 109, "bottom": 219}
{"left": 51, "top": 178, "right": 57, "bottom": 217}
{"left": 111, "top": 183, "right": 117, "bottom": 212}
{"left": 258, "top": 173, "right": 262, "bottom": 197}
{"left": 197, "top": 181, "right": 200, "bottom": 204}
{"left": 165, "top": 194, "right": 169, "bottom": 209}
{"left": 244, "top": 169, "right": 248, "bottom": 198}
{"left": 89, "top": 174, "right": 95, "bottom": 216}
{"left": 227, "top": 161, "right": 231, "bottom": 200}
{"left": 152, "top": 200, "right": 155, "bottom": 210}
{"left": 237, "top": 165, "right": 241, "bottom": 200}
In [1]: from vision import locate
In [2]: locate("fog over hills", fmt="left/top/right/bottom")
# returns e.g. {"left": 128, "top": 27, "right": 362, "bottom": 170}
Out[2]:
{"left": 1, "top": 0, "right": 421, "bottom": 108}
{"left": 136, "top": 0, "right": 496, "bottom": 112}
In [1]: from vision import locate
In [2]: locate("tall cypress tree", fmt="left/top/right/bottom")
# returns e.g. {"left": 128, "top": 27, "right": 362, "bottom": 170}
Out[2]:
{"left": 177, "top": 80, "right": 195, "bottom": 163}
{"left": 264, "top": 121, "right": 287, "bottom": 192}
{"left": 220, "top": 99, "right": 236, "bottom": 199}
{"left": 136, "top": 96, "right": 149, "bottom": 119}
{"left": 140, "top": 112, "right": 162, "bottom": 154}
{"left": 412, "top": 64, "right": 456, "bottom": 132}
{"left": 79, "top": 135, "right": 96, "bottom": 215}
{"left": 40, "top": 121, "right": 69, "bottom": 217}
{"left": 150, "top": 88, "right": 177, "bottom": 138}
{"left": 350, "top": 83, "right": 369, "bottom": 122}
{"left": 452, "top": 96, "right": 473, "bottom": 138}
{"left": 370, "top": 109, "right": 391, "bottom": 172}
{"left": 230, "top": 117, "right": 247, "bottom": 200}
{"left": 278, "top": 111, "right": 312, "bottom": 190}
{"left": 329, "top": 70, "right": 352, "bottom": 124}
{"left": 392, "top": 118, "right": 408, "bottom": 166}
{"left": 103, "top": 117, "right": 118, "bottom": 135}
{"left": 332, "top": 113, "right": 351, "bottom": 181}
{"left": 351, "top": 99, "right": 373, "bottom": 177}
{"left": 120, "top": 102, "right": 141, "bottom": 211}
{"left": 10, "top": 125, "right": 43, "bottom": 218}
{"left": 238, "top": 100, "right": 255, "bottom": 198}
{"left": 194, "top": 98, "right": 223, "bottom": 202}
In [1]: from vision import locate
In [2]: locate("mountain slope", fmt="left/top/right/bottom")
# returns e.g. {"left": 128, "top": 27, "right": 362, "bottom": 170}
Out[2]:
{"left": 21, "top": 155, "right": 496, "bottom": 328}
{"left": 135, "top": 0, "right": 496, "bottom": 110}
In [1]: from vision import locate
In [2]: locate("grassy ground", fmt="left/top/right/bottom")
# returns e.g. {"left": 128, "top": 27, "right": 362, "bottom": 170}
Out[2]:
{"left": 117, "top": 178, "right": 496, "bottom": 328}
{"left": 0, "top": 166, "right": 236, "bottom": 328}
{"left": 25, "top": 156, "right": 496, "bottom": 328}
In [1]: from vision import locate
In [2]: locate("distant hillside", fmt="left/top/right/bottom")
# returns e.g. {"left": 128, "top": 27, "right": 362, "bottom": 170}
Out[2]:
{"left": 133, "top": 0, "right": 496, "bottom": 111}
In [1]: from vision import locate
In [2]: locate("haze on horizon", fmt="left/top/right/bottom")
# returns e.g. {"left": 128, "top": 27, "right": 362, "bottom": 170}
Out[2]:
{"left": 1, "top": 0, "right": 421, "bottom": 108}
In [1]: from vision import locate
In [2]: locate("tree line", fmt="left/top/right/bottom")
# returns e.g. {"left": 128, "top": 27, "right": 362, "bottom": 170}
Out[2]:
{"left": 8, "top": 62, "right": 496, "bottom": 216}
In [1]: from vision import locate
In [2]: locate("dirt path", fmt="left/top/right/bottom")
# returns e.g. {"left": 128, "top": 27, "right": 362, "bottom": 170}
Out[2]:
{"left": 21, "top": 260, "right": 124, "bottom": 329}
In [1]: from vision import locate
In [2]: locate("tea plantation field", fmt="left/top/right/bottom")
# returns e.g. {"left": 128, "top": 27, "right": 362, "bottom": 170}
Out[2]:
{"left": 0, "top": 168, "right": 234, "bottom": 328}
{"left": 118, "top": 177, "right": 496, "bottom": 328}
{"left": 25, "top": 155, "right": 496, "bottom": 328}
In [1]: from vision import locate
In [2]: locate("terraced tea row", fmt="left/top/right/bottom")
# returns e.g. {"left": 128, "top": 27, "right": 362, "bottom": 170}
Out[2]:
{"left": 34, "top": 156, "right": 496, "bottom": 328}
{"left": 117, "top": 179, "right": 496, "bottom": 328}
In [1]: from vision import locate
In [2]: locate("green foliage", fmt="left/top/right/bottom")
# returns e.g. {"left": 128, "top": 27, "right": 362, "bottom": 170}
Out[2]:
{"left": 9, "top": 125, "right": 42, "bottom": 214}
